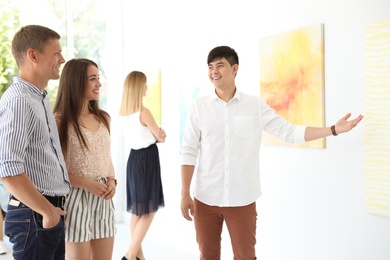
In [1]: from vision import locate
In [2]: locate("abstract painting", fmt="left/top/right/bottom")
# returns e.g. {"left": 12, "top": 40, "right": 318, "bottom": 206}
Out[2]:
{"left": 364, "top": 18, "right": 390, "bottom": 217}
{"left": 260, "top": 24, "right": 325, "bottom": 148}
{"left": 143, "top": 69, "right": 161, "bottom": 125}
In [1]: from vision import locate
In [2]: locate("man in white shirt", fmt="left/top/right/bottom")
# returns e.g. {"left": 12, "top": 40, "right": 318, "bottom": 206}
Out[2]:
{"left": 180, "top": 45, "right": 363, "bottom": 259}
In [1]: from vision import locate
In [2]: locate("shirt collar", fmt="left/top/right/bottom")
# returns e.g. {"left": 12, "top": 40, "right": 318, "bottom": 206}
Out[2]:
{"left": 14, "top": 77, "right": 47, "bottom": 97}
{"left": 212, "top": 88, "right": 241, "bottom": 103}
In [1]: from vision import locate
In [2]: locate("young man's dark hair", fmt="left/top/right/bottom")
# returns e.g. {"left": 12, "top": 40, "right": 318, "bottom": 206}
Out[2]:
{"left": 207, "top": 45, "right": 239, "bottom": 66}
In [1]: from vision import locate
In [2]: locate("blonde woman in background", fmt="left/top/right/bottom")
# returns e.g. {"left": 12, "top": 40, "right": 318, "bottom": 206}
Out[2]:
{"left": 53, "top": 58, "right": 116, "bottom": 260}
{"left": 119, "top": 71, "right": 166, "bottom": 260}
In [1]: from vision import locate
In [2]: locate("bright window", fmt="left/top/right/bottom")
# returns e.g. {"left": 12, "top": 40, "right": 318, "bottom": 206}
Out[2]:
{"left": 9, "top": 0, "right": 110, "bottom": 109}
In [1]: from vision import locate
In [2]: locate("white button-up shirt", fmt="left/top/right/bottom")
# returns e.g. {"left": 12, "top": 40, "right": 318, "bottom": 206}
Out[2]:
{"left": 180, "top": 90, "right": 306, "bottom": 207}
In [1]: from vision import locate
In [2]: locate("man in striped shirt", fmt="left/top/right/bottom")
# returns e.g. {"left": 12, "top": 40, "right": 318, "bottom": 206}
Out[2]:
{"left": 0, "top": 25, "right": 71, "bottom": 260}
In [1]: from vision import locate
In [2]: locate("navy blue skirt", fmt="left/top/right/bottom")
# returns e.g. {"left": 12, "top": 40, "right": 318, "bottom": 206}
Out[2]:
{"left": 126, "top": 143, "right": 165, "bottom": 216}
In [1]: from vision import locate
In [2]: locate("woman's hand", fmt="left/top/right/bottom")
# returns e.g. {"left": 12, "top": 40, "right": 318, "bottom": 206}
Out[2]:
{"left": 101, "top": 178, "right": 116, "bottom": 199}
{"left": 85, "top": 180, "right": 108, "bottom": 197}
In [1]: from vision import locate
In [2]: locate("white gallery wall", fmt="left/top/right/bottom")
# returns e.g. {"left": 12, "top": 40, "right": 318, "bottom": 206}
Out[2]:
{"left": 106, "top": 0, "right": 390, "bottom": 259}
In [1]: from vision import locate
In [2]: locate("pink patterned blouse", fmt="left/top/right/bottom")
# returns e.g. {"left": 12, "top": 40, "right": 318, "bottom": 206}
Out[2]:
{"left": 65, "top": 123, "right": 114, "bottom": 180}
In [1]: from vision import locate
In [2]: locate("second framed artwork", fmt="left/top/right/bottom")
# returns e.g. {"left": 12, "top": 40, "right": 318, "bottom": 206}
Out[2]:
{"left": 143, "top": 69, "right": 162, "bottom": 126}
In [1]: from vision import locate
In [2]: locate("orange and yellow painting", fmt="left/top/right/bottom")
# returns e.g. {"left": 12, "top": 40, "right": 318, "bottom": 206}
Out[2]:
{"left": 260, "top": 24, "right": 325, "bottom": 148}
{"left": 143, "top": 69, "right": 162, "bottom": 125}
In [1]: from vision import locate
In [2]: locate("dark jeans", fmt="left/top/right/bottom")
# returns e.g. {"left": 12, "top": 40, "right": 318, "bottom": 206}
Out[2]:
{"left": 4, "top": 200, "right": 65, "bottom": 260}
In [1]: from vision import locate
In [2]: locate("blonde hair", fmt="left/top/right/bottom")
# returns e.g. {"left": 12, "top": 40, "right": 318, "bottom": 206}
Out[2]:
{"left": 119, "top": 71, "right": 146, "bottom": 115}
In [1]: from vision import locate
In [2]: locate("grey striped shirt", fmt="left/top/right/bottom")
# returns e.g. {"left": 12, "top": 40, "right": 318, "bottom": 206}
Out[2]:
{"left": 0, "top": 77, "right": 71, "bottom": 196}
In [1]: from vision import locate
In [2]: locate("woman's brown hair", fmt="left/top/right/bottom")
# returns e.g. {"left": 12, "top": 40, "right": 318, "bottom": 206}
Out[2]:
{"left": 53, "top": 58, "right": 109, "bottom": 156}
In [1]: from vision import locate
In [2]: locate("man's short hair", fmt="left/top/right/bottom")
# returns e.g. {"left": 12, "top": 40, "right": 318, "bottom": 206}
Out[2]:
{"left": 12, "top": 25, "right": 61, "bottom": 67}
{"left": 207, "top": 46, "right": 239, "bottom": 66}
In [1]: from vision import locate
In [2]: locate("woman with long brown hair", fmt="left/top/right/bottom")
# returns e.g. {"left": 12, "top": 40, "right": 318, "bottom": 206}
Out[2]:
{"left": 53, "top": 58, "right": 116, "bottom": 260}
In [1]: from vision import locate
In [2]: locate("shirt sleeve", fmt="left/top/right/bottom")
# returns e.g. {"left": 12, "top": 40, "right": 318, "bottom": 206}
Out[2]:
{"left": 0, "top": 97, "right": 30, "bottom": 177}
{"left": 180, "top": 100, "right": 201, "bottom": 166}
{"left": 259, "top": 99, "right": 307, "bottom": 144}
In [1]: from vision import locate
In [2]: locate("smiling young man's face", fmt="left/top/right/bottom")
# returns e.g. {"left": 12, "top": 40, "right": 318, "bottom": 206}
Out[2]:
{"left": 208, "top": 57, "right": 238, "bottom": 91}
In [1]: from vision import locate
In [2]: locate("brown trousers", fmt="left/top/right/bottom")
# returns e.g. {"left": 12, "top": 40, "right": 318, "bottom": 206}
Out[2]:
{"left": 194, "top": 198, "right": 257, "bottom": 260}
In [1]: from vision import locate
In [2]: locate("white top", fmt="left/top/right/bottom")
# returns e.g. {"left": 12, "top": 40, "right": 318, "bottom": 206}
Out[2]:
{"left": 180, "top": 90, "right": 306, "bottom": 207}
{"left": 120, "top": 112, "right": 156, "bottom": 150}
